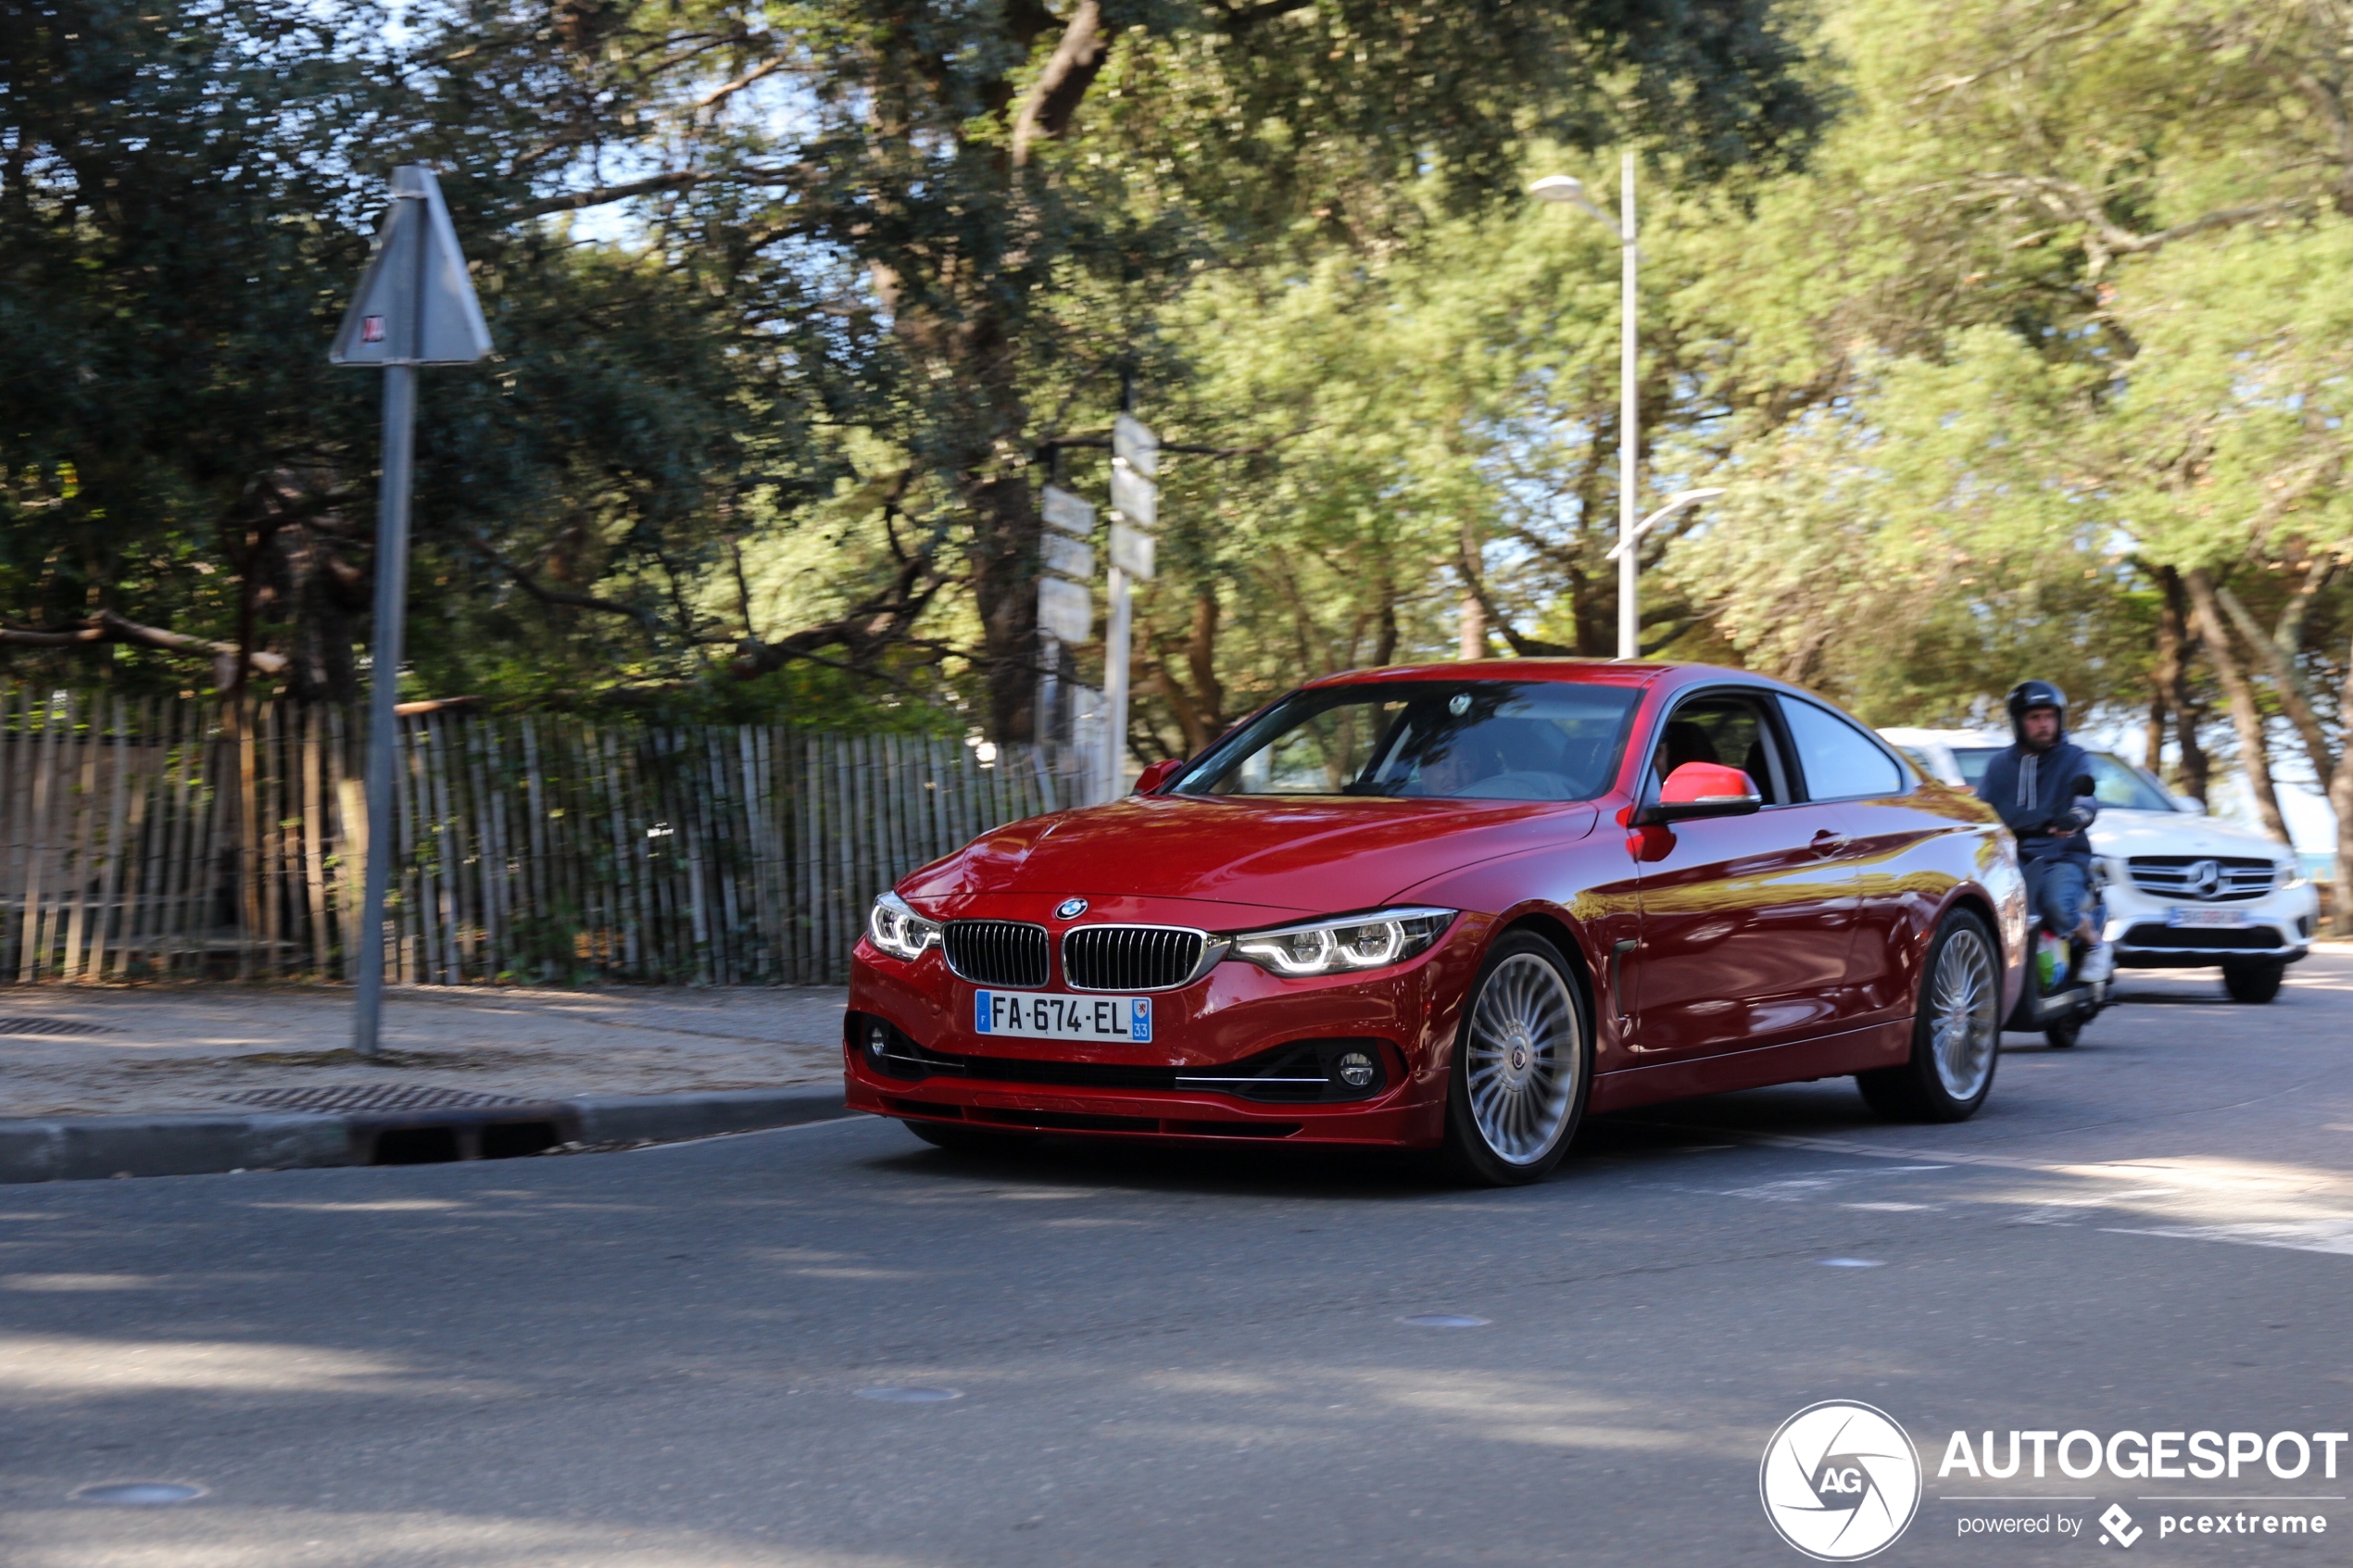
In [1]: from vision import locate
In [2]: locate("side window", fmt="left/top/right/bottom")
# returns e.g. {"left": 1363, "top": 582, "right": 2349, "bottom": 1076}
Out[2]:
{"left": 1781, "top": 698, "right": 1906, "bottom": 801}
{"left": 1648, "top": 693, "right": 1791, "bottom": 805}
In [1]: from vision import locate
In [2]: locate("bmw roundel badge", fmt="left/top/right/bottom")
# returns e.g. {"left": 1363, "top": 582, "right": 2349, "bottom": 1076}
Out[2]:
{"left": 1055, "top": 897, "right": 1088, "bottom": 920}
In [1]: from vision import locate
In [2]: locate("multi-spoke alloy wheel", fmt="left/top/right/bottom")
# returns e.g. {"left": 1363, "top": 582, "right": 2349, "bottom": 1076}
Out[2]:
{"left": 1858, "top": 909, "right": 2002, "bottom": 1123}
{"left": 1442, "top": 934, "right": 1590, "bottom": 1184}
{"left": 1928, "top": 924, "right": 1999, "bottom": 1100}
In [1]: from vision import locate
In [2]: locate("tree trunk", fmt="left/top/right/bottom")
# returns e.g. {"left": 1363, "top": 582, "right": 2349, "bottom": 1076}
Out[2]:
{"left": 1185, "top": 588, "right": 1223, "bottom": 734}
{"left": 2332, "top": 633, "right": 2353, "bottom": 935}
{"left": 966, "top": 470, "right": 1042, "bottom": 743}
{"left": 2214, "top": 580, "right": 2337, "bottom": 786}
{"left": 2183, "top": 567, "right": 2290, "bottom": 843}
{"left": 2156, "top": 567, "right": 2209, "bottom": 802}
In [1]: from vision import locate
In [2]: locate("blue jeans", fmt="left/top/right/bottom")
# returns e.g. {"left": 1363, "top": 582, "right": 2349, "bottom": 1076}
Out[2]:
{"left": 2029, "top": 857, "right": 2092, "bottom": 937}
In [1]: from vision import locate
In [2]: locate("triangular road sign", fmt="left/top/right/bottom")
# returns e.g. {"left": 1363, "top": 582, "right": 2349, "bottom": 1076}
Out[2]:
{"left": 330, "top": 165, "right": 493, "bottom": 367}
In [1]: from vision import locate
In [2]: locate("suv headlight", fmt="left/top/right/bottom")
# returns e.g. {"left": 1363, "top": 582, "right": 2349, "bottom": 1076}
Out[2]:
{"left": 1230, "top": 908, "right": 1455, "bottom": 977}
{"left": 866, "top": 891, "right": 941, "bottom": 961}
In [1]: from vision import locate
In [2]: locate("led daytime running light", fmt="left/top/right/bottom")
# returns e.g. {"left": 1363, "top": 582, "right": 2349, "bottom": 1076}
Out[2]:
{"left": 1232, "top": 908, "right": 1454, "bottom": 977}
{"left": 866, "top": 891, "right": 941, "bottom": 961}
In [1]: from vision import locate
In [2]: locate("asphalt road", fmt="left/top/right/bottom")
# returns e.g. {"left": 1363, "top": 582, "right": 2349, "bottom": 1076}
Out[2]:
{"left": 6, "top": 955, "right": 2351, "bottom": 1567}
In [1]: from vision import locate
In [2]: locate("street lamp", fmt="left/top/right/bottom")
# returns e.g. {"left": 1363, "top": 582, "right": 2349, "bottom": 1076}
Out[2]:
{"left": 1604, "top": 488, "right": 1728, "bottom": 562}
{"left": 1531, "top": 158, "right": 1643, "bottom": 658}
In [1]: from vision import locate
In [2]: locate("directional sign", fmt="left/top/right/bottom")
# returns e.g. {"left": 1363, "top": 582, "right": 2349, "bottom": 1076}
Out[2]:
{"left": 1109, "top": 522, "right": 1154, "bottom": 583}
{"left": 330, "top": 167, "right": 493, "bottom": 367}
{"left": 1109, "top": 462, "right": 1157, "bottom": 530}
{"left": 1037, "top": 576, "right": 1092, "bottom": 644}
{"left": 1041, "top": 485, "right": 1096, "bottom": 538}
{"left": 1042, "top": 532, "right": 1094, "bottom": 581}
{"left": 1114, "top": 415, "right": 1159, "bottom": 478}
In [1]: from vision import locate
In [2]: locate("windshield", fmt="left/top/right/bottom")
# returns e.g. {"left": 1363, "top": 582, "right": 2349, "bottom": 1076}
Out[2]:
{"left": 1948, "top": 747, "right": 2174, "bottom": 811}
{"left": 1173, "top": 681, "right": 1639, "bottom": 801}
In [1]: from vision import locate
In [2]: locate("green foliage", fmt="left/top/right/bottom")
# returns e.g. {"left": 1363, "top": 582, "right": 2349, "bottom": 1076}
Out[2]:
{"left": 2, "top": 0, "right": 1821, "bottom": 730}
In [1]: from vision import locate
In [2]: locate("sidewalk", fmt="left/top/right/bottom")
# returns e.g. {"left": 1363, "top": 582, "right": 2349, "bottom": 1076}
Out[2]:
{"left": 0, "top": 985, "right": 851, "bottom": 1182}
{"left": 0, "top": 984, "right": 845, "bottom": 1119}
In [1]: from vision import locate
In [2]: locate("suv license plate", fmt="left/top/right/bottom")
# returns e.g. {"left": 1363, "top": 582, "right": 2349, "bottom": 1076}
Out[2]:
{"left": 975, "top": 990, "right": 1152, "bottom": 1043}
{"left": 2167, "top": 907, "right": 2250, "bottom": 929}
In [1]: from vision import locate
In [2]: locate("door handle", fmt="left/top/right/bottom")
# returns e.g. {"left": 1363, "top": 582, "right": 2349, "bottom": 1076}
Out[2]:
{"left": 1810, "top": 829, "right": 1849, "bottom": 857}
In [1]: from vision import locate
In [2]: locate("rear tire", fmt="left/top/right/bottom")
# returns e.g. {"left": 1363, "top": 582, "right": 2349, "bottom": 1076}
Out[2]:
{"left": 1858, "top": 909, "right": 2001, "bottom": 1123}
{"left": 1438, "top": 932, "right": 1592, "bottom": 1186}
{"left": 2042, "top": 1018, "right": 2082, "bottom": 1050}
{"left": 2222, "top": 960, "right": 2284, "bottom": 1004}
{"left": 904, "top": 1121, "right": 1040, "bottom": 1157}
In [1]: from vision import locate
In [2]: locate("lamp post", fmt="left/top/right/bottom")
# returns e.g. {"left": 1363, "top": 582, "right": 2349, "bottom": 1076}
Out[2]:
{"left": 1604, "top": 488, "right": 1728, "bottom": 563}
{"left": 1530, "top": 157, "right": 1642, "bottom": 658}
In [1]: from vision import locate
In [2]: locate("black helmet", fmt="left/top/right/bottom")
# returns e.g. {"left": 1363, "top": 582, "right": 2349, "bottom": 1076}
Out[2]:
{"left": 2006, "top": 680, "right": 2067, "bottom": 742}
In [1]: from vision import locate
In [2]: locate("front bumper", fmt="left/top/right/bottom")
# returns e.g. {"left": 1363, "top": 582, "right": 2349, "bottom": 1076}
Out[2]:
{"left": 2102, "top": 877, "right": 2317, "bottom": 970}
{"left": 844, "top": 910, "right": 1486, "bottom": 1149}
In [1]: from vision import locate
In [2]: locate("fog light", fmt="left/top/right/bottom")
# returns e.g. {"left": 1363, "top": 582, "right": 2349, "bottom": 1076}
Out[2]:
{"left": 1334, "top": 1051, "right": 1377, "bottom": 1089}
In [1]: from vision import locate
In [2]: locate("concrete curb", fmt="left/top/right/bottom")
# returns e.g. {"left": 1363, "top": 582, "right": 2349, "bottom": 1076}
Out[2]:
{"left": 0, "top": 1084, "right": 851, "bottom": 1185}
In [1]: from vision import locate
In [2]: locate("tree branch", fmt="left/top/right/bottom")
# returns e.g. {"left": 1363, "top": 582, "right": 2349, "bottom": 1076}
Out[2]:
{"left": 506, "top": 164, "right": 811, "bottom": 221}
{"left": 1011, "top": 1, "right": 1106, "bottom": 167}
{"left": 465, "top": 537, "right": 661, "bottom": 640}
{"left": 0, "top": 609, "right": 290, "bottom": 679}
{"left": 697, "top": 55, "right": 794, "bottom": 114}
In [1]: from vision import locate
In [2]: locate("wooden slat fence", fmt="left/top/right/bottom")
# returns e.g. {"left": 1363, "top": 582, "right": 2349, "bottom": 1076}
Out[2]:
{"left": 0, "top": 687, "right": 1076, "bottom": 985}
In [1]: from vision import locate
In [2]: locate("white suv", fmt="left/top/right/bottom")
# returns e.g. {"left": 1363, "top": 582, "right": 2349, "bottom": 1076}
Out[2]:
{"left": 1880, "top": 728, "right": 2318, "bottom": 1003}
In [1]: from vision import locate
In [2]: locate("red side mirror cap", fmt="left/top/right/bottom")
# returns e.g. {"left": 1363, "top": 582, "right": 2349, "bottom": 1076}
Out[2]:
{"left": 1134, "top": 759, "right": 1185, "bottom": 794}
{"left": 1638, "top": 761, "right": 1763, "bottom": 824}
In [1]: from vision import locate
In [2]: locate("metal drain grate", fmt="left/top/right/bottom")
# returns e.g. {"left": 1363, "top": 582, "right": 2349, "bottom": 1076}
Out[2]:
{"left": 221, "top": 1085, "right": 533, "bottom": 1114}
{"left": 0, "top": 1017, "right": 125, "bottom": 1037}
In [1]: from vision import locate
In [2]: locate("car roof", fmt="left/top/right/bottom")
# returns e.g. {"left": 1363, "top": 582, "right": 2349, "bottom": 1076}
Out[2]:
{"left": 1299, "top": 658, "right": 1726, "bottom": 693}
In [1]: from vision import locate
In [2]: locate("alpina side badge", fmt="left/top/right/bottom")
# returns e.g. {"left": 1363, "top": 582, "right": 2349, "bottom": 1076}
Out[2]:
{"left": 1055, "top": 898, "right": 1088, "bottom": 920}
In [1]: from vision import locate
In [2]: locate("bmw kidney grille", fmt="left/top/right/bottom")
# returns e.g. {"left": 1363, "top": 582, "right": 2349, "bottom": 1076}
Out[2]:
{"left": 940, "top": 921, "right": 1051, "bottom": 989}
{"left": 1063, "top": 925, "right": 1215, "bottom": 992}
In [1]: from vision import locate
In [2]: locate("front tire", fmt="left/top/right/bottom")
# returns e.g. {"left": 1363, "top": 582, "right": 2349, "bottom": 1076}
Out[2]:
{"left": 1859, "top": 909, "right": 2001, "bottom": 1123}
{"left": 1439, "top": 932, "right": 1592, "bottom": 1186}
{"left": 2222, "top": 960, "right": 2284, "bottom": 1004}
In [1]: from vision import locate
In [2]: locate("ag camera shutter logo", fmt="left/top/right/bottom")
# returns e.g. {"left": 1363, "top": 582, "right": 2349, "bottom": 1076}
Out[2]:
{"left": 1760, "top": 1400, "right": 1922, "bottom": 1561}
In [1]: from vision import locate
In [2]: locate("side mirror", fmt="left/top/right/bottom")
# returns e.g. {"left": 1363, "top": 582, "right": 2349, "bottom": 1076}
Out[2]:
{"left": 2072, "top": 772, "right": 2095, "bottom": 797}
{"left": 1133, "top": 758, "right": 1185, "bottom": 794}
{"left": 1635, "top": 762, "right": 1763, "bottom": 825}
{"left": 2171, "top": 793, "right": 2207, "bottom": 815}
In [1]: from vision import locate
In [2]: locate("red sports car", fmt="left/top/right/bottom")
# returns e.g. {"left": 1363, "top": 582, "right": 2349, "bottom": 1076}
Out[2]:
{"left": 845, "top": 659, "right": 2027, "bottom": 1184}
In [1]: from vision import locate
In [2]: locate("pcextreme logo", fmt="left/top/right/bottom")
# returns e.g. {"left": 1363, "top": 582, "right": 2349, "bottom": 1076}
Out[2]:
{"left": 1761, "top": 1401, "right": 1924, "bottom": 1562}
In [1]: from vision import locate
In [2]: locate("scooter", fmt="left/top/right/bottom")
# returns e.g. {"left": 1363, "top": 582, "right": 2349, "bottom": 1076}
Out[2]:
{"left": 2006, "top": 849, "right": 2111, "bottom": 1050}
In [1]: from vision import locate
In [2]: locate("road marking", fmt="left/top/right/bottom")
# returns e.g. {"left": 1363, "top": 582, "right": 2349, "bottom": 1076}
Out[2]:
{"left": 2106, "top": 1220, "right": 2353, "bottom": 1256}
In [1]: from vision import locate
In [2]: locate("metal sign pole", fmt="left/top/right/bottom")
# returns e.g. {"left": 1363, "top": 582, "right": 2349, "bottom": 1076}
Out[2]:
{"left": 351, "top": 356, "right": 414, "bottom": 1057}
{"left": 332, "top": 164, "right": 491, "bottom": 1057}
{"left": 1101, "top": 565, "right": 1131, "bottom": 804}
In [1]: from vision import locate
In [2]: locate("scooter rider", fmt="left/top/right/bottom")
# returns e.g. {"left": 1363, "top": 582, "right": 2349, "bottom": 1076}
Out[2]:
{"left": 1975, "top": 681, "right": 2110, "bottom": 981}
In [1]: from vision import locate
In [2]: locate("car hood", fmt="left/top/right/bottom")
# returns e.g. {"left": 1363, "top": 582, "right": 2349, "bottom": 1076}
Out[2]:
{"left": 900, "top": 793, "right": 1600, "bottom": 918}
{"left": 2091, "top": 809, "right": 2291, "bottom": 861}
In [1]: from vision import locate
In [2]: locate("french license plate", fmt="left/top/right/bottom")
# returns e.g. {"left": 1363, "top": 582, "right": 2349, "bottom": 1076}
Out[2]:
{"left": 2167, "top": 907, "right": 2250, "bottom": 929}
{"left": 974, "top": 990, "right": 1152, "bottom": 1044}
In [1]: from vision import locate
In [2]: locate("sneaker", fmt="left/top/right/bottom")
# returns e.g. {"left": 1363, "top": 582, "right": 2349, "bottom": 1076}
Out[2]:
{"left": 2078, "top": 940, "right": 2115, "bottom": 985}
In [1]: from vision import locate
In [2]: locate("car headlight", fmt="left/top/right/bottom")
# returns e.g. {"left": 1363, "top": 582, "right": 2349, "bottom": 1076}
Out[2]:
{"left": 1230, "top": 907, "right": 1455, "bottom": 977}
{"left": 866, "top": 891, "right": 941, "bottom": 961}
